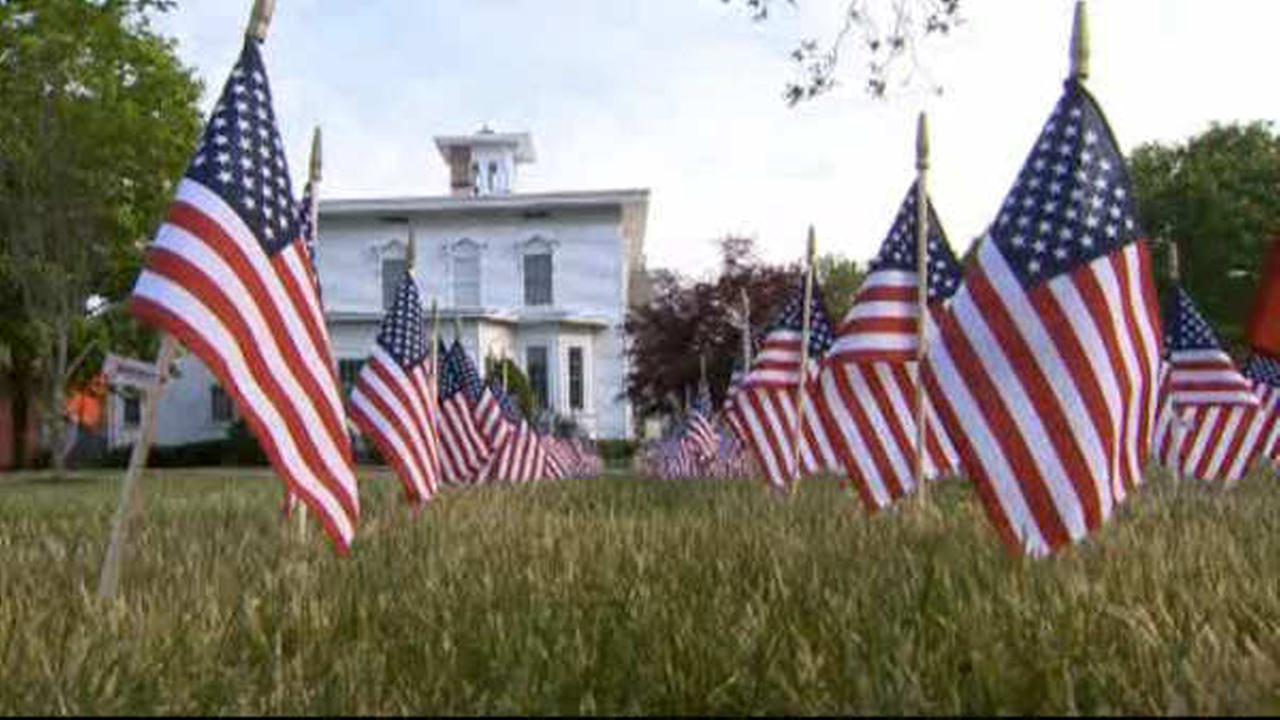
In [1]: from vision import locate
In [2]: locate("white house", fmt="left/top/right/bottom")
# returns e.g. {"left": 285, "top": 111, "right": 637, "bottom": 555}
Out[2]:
{"left": 113, "top": 128, "right": 650, "bottom": 448}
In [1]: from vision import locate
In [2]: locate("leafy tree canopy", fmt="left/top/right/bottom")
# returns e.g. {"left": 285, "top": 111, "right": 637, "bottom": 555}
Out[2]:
{"left": 625, "top": 237, "right": 862, "bottom": 417}
{"left": 1130, "top": 121, "right": 1280, "bottom": 351}
{"left": 0, "top": 0, "right": 202, "bottom": 465}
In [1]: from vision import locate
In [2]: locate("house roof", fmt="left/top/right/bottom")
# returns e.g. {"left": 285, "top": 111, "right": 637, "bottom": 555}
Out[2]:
{"left": 319, "top": 188, "right": 650, "bottom": 218}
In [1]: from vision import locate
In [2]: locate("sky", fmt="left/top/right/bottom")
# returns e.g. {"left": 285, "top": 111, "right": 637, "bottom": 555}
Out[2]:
{"left": 153, "top": 0, "right": 1280, "bottom": 278}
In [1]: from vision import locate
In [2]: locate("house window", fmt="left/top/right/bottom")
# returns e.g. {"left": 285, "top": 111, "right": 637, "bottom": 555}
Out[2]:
{"left": 123, "top": 394, "right": 141, "bottom": 427}
{"left": 382, "top": 258, "right": 407, "bottom": 311}
{"left": 568, "top": 347, "right": 584, "bottom": 410}
{"left": 524, "top": 252, "right": 553, "bottom": 306}
{"left": 526, "top": 346, "right": 548, "bottom": 411}
{"left": 453, "top": 244, "right": 481, "bottom": 306}
{"left": 211, "top": 385, "right": 234, "bottom": 423}
{"left": 338, "top": 359, "right": 363, "bottom": 397}
{"left": 487, "top": 161, "right": 499, "bottom": 193}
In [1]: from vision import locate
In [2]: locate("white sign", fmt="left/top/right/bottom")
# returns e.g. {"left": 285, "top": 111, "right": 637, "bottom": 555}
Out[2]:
{"left": 102, "top": 353, "right": 163, "bottom": 390}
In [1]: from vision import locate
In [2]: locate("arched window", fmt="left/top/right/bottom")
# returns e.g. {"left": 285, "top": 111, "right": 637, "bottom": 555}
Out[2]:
{"left": 377, "top": 239, "right": 409, "bottom": 310}
{"left": 521, "top": 236, "right": 557, "bottom": 306}
{"left": 487, "top": 161, "right": 499, "bottom": 194}
{"left": 451, "top": 239, "right": 482, "bottom": 307}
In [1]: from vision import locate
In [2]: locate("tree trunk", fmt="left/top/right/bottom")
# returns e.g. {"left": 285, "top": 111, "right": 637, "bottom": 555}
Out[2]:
{"left": 47, "top": 312, "right": 70, "bottom": 473}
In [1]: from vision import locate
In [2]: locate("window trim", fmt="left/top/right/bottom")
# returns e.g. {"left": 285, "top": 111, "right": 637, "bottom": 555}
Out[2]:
{"left": 449, "top": 238, "right": 484, "bottom": 308}
{"left": 518, "top": 235, "right": 559, "bottom": 308}
{"left": 567, "top": 345, "right": 585, "bottom": 411}
{"left": 210, "top": 384, "right": 234, "bottom": 424}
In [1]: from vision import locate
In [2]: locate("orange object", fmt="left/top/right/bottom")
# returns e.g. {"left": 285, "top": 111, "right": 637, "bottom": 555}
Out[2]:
{"left": 1247, "top": 236, "right": 1280, "bottom": 356}
{"left": 64, "top": 373, "right": 108, "bottom": 429}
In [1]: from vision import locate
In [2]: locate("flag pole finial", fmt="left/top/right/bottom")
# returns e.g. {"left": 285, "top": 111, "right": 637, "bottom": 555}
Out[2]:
{"left": 309, "top": 126, "right": 322, "bottom": 185}
{"left": 916, "top": 111, "right": 930, "bottom": 172}
{"left": 247, "top": 0, "right": 276, "bottom": 42}
{"left": 1070, "top": 0, "right": 1090, "bottom": 82}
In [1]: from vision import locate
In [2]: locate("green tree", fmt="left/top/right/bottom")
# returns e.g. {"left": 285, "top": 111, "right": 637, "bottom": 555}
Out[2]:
{"left": 0, "top": 0, "right": 202, "bottom": 468}
{"left": 814, "top": 252, "right": 863, "bottom": 320}
{"left": 1129, "top": 122, "right": 1280, "bottom": 350}
{"left": 484, "top": 356, "right": 538, "bottom": 423}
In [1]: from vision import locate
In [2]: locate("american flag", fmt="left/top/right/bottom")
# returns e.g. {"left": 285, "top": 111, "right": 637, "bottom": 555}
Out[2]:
{"left": 920, "top": 79, "right": 1162, "bottom": 557}
{"left": 479, "top": 380, "right": 547, "bottom": 483}
{"left": 683, "top": 380, "right": 718, "bottom": 462}
{"left": 805, "top": 183, "right": 964, "bottom": 511}
{"left": 349, "top": 273, "right": 441, "bottom": 505}
{"left": 129, "top": 38, "right": 359, "bottom": 553}
{"left": 1163, "top": 287, "right": 1258, "bottom": 406}
{"left": 437, "top": 341, "right": 492, "bottom": 485}
{"left": 1152, "top": 291, "right": 1266, "bottom": 482}
{"left": 728, "top": 281, "right": 834, "bottom": 492}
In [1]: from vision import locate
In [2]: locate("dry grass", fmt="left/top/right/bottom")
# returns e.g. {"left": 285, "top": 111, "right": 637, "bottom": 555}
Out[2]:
{"left": 1, "top": 468, "right": 1279, "bottom": 714}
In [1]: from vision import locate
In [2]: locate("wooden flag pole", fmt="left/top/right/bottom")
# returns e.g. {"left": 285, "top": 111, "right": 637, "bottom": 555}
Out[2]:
{"left": 789, "top": 226, "right": 817, "bottom": 495}
{"left": 247, "top": 0, "right": 276, "bottom": 42}
{"left": 914, "top": 112, "right": 932, "bottom": 504}
{"left": 99, "top": 0, "right": 278, "bottom": 601}
{"left": 297, "top": 125, "right": 323, "bottom": 541}
{"left": 1169, "top": 239, "right": 1182, "bottom": 484}
{"left": 739, "top": 288, "right": 753, "bottom": 371}
{"left": 1070, "top": 0, "right": 1090, "bottom": 83}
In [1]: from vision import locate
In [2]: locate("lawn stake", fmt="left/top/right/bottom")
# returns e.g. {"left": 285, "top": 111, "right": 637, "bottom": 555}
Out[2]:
{"left": 96, "top": 336, "right": 179, "bottom": 600}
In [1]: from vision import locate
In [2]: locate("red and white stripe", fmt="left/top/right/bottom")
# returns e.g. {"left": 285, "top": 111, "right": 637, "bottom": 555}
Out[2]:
{"left": 921, "top": 240, "right": 1161, "bottom": 556}
{"left": 1154, "top": 377, "right": 1280, "bottom": 483}
{"left": 1167, "top": 348, "right": 1258, "bottom": 406}
{"left": 437, "top": 393, "right": 490, "bottom": 486}
{"left": 350, "top": 346, "right": 441, "bottom": 504}
{"left": 804, "top": 269, "right": 960, "bottom": 508}
{"left": 728, "top": 330, "right": 809, "bottom": 492}
{"left": 482, "top": 420, "right": 547, "bottom": 483}
{"left": 131, "top": 180, "right": 359, "bottom": 552}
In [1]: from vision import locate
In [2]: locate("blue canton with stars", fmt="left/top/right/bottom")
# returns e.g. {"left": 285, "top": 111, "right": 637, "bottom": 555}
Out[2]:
{"left": 1243, "top": 354, "right": 1280, "bottom": 388}
{"left": 439, "top": 341, "right": 485, "bottom": 403}
{"left": 766, "top": 280, "right": 835, "bottom": 358}
{"left": 187, "top": 39, "right": 299, "bottom": 255}
{"left": 992, "top": 81, "right": 1142, "bottom": 288}
{"left": 869, "top": 182, "right": 964, "bottom": 302}
{"left": 1164, "top": 287, "right": 1227, "bottom": 355}
{"left": 375, "top": 274, "right": 428, "bottom": 370}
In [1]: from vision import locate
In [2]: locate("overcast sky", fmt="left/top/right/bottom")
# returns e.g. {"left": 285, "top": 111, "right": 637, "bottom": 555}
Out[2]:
{"left": 154, "top": 0, "right": 1280, "bottom": 277}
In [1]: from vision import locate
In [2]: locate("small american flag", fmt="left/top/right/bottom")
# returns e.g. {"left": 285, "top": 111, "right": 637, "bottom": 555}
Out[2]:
{"left": 683, "top": 380, "right": 718, "bottom": 462}
{"left": 349, "top": 273, "right": 441, "bottom": 504}
{"left": 1152, "top": 292, "right": 1266, "bottom": 482}
{"left": 129, "top": 38, "right": 358, "bottom": 552}
{"left": 437, "top": 341, "right": 492, "bottom": 485}
{"left": 920, "top": 79, "right": 1162, "bottom": 556}
{"left": 805, "top": 183, "right": 964, "bottom": 510}
{"left": 479, "top": 380, "right": 547, "bottom": 483}
{"left": 728, "top": 281, "right": 834, "bottom": 492}
{"left": 1163, "top": 287, "right": 1258, "bottom": 407}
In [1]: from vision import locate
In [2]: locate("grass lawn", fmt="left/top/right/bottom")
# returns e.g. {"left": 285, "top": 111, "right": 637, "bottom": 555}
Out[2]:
{"left": 1, "top": 468, "right": 1278, "bottom": 714}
